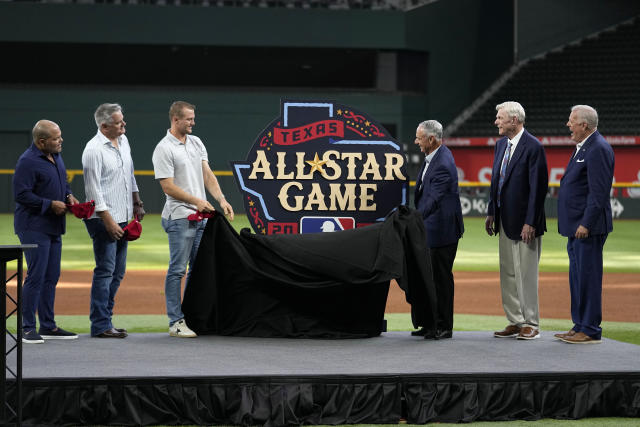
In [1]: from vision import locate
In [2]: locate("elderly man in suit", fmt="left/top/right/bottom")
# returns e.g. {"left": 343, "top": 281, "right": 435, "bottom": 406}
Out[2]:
{"left": 556, "top": 105, "right": 614, "bottom": 344}
{"left": 412, "top": 120, "right": 464, "bottom": 340}
{"left": 485, "top": 101, "right": 548, "bottom": 340}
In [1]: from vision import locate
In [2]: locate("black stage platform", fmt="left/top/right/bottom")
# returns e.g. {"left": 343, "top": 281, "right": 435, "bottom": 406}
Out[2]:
{"left": 6, "top": 331, "right": 640, "bottom": 425}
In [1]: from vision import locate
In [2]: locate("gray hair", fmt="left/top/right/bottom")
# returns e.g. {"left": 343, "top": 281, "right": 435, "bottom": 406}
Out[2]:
{"left": 418, "top": 120, "right": 443, "bottom": 140}
{"left": 94, "top": 103, "right": 123, "bottom": 127}
{"left": 496, "top": 101, "right": 526, "bottom": 124}
{"left": 571, "top": 105, "right": 598, "bottom": 129}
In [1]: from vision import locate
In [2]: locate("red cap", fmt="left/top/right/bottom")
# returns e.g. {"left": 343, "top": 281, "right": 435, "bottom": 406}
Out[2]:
{"left": 67, "top": 200, "right": 96, "bottom": 219}
{"left": 122, "top": 217, "right": 142, "bottom": 241}
{"left": 187, "top": 211, "right": 214, "bottom": 221}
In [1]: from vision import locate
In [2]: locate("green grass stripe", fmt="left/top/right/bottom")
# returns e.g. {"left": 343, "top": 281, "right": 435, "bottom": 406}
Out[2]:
{"left": 6, "top": 313, "right": 640, "bottom": 345}
{"left": 2, "top": 214, "right": 639, "bottom": 272}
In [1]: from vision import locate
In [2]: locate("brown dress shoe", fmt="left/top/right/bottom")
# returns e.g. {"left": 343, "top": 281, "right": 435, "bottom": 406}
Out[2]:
{"left": 494, "top": 324, "right": 521, "bottom": 338}
{"left": 560, "top": 332, "right": 601, "bottom": 344}
{"left": 94, "top": 328, "right": 127, "bottom": 338}
{"left": 560, "top": 332, "right": 602, "bottom": 344}
{"left": 516, "top": 326, "right": 540, "bottom": 340}
{"left": 553, "top": 329, "right": 576, "bottom": 340}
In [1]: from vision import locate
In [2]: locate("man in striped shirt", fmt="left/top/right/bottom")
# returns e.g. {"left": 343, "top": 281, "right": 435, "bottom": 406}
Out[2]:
{"left": 82, "top": 103, "right": 145, "bottom": 339}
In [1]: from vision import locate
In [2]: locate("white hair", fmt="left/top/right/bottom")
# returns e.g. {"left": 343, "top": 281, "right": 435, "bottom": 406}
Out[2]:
{"left": 496, "top": 101, "right": 526, "bottom": 124}
{"left": 571, "top": 105, "right": 598, "bottom": 129}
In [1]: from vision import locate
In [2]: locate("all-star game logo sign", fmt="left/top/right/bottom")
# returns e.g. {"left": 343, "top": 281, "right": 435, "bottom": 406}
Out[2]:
{"left": 231, "top": 100, "right": 408, "bottom": 234}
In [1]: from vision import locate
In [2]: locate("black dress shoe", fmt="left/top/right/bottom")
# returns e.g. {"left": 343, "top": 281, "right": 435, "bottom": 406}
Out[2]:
{"left": 436, "top": 330, "right": 453, "bottom": 339}
{"left": 411, "top": 328, "right": 427, "bottom": 336}
{"left": 424, "top": 329, "right": 453, "bottom": 340}
{"left": 94, "top": 328, "right": 127, "bottom": 338}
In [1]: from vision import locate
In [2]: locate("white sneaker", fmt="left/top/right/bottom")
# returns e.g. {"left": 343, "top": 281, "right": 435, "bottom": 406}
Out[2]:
{"left": 169, "top": 319, "right": 197, "bottom": 338}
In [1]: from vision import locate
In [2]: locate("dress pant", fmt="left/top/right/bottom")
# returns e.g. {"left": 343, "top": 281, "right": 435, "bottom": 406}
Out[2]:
{"left": 567, "top": 234, "right": 607, "bottom": 340}
{"left": 17, "top": 230, "right": 61, "bottom": 332}
{"left": 498, "top": 221, "right": 541, "bottom": 328}
{"left": 430, "top": 241, "right": 458, "bottom": 332}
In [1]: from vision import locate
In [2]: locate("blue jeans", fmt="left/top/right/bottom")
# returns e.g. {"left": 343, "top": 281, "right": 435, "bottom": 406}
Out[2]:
{"left": 85, "top": 218, "right": 128, "bottom": 336}
{"left": 17, "top": 230, "right": 61, "bottom": 332}
{"left": 162, "top": 218, "right": 206, "bottom": 326}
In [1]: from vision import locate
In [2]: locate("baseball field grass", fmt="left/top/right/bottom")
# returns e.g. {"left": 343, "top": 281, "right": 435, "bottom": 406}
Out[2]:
{"left": 2, "top": 214, "right": 639, "bottom": 272}
{"left": 3, "top": 214, "right": 639, "bottom": 426}
{"left": 3, "top": 214, "right": 640, "bottom": 344}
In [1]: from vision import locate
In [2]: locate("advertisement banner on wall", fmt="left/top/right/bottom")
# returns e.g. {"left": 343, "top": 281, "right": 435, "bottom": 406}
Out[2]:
{"left": 448, "top": 144, "right": 640, "bottom": 189}
{"left": 447, "top": 137, "right": 640, "bottom": 218}
{"left": 459, "top": 194, "right": 637, "bottom": 219}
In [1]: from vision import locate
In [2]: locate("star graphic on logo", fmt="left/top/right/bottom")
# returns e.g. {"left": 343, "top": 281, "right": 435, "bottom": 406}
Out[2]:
{"left": 306, "top": 153, "right": 328, "bottom": 175}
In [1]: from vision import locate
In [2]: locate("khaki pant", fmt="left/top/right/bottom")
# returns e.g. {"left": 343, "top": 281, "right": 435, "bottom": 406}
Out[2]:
{"left": 498, "top": 221, "right": 541, "bottom": 328}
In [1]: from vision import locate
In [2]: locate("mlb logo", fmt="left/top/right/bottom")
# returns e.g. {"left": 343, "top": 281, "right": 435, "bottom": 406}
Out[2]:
{"left": 299, "top": 217, "right": 355, "bottom": 233}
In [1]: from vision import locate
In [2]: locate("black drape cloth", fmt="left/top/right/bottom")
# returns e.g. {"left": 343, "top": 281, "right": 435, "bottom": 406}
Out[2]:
{"left": 14, "top": 373, "right": 640, "bottom": 425}
{"left": 182, "top": 205, "right": 436, "bottom": 338}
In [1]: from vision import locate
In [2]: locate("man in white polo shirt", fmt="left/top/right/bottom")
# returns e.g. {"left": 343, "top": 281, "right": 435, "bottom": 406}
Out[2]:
{"left": 152, "top": 101, "right": 234, "bottom": 338}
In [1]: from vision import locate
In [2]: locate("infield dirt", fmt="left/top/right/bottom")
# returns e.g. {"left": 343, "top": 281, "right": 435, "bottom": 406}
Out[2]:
{"left": 7, "top": 271, "right": 638, "bottom": 322}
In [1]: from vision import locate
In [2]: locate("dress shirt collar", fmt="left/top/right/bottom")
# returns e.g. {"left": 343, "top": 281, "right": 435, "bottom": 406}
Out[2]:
{"left": 26, "top": 142, "right": 58, "bottom": 162}
{"left": 424, "top": 145, "right": 440, "bottom": 164}
{"left": 96, "top": 130, "right": 121, "bottom": 148}
{"left": 575, "top": 130, "right": 595, "bottom": 154}
{"left": 507, "top": 127, "right": 524, "bottom": 151}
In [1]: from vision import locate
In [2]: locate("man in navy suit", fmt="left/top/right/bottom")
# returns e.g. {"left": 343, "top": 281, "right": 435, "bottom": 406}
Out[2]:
{"left": 485, "top": 102, "right": 548, "bottom": 340}
{"left": 413, "top": 120, "right": 464, "bottom": 340}
{"left": 556, "top": 105, "right": 614, "bottom": 344}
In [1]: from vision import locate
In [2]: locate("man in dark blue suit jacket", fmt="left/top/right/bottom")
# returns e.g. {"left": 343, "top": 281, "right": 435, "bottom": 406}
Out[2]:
{"left": 413, "top": 120, "right": 464, "bottom": 339}
{"left": 556, "top": 105, "right": 614, "bottom": 344}
{"left": 485, "top": 102, "right": 548, "bottom": 340}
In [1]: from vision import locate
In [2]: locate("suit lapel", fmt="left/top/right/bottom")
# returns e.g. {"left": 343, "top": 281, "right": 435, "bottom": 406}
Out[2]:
{"left": 504, "top": 131, "right": 527, "bottom": 182}
{"left": 566, "top": 130, "right": 598, "bottom": 172}
{"left": 415, "top": 147, "right": 444, "bottom": 198}
{"left": 576, "top": 130, "right": 598, "bottom": 159}
{"left": 495, "top": 137, "right": 508, "bottom": 175}
{"left": 423, "top": 147, "right": 443, "bottom": 183}
{"left": 415, "top": 158, "right": 427, "bottom": 199}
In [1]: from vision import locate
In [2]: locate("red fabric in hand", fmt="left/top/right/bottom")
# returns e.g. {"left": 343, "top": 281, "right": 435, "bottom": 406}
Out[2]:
{"left": 122, "top": 216, "right": 142, "bottom": 241}
{"left": 187, "top": 211, "right": 215, "bottom": 222}
{"left": 67, "top": 200, "right": 96, "bottom": 219}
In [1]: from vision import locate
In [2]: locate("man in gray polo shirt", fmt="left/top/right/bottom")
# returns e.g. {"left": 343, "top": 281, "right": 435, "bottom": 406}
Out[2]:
{"left": 152, "top": 101, "right": 234, "bottom": 338}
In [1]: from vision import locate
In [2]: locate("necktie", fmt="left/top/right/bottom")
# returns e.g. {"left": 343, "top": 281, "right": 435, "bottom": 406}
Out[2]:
{"left": 497, "top": 142, "right": 512, "bottom": 206}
